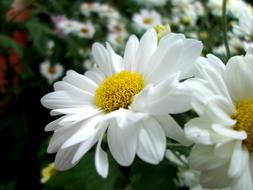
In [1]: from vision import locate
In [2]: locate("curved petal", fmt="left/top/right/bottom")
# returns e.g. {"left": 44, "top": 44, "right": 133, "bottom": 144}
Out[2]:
{"left": 155, "top": 115, "right": 192, "bottom": 146}
{"left": 189, "top": 145, "right": 228, "bottom": 171}
{"left": 107, "top": 120, "right": 138, "bottom": 166}
{"left": 228, "top": 141, "right": 249, "bottom": 178}
{"left": 92, "top": 42, "right": 114, "bottom": 76}
{"left": 132, "top": 29, "right": 157, "bottom": 74}
{"left": 63, "top": 70, "right": 98, "bottom": 94}
{"left": 95, "top": 126, "right": 109, "bottom": 178}
{"left": 137, "top": 118, "right": 166, "bottom": 164}
{"left": 199, "top": 163, "right": 231, "bottom": 188}
{"left": 225, "top": 55, "right": 253, "bottom": 102}
{"left": 123, "top": 35, "right": 139, "bottom": 71}
{"left": 54, "top": 144, "right": 80, "bottom": 171}
{"left": 106, "top": 42, "right": 123, "bottom": 72}
{"left": 85, "top": 68, "right": 106, "bottom": 84}
{"left": 62, "top": 114, "right": 103, "bottom": 148}
{"left": 103, "top": 108, "right": 147, "bottom": 128}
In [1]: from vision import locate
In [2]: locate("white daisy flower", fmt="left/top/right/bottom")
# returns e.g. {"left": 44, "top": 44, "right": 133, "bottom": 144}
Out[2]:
{"left": 133, "top": 9, "right": 162, "bottom": 30}
{"left": 77, "top": 22, "right": 95, "bottom": 39}
{"left": 100, "top": 4, "right": 119, "bottom": 18}
{"left": 185, "top": 49, "right": 253, "bottom": 190}
{"left": 83, "top": 58, "right": 97, "bottom": 70}
{"left": 41, "top": 29, "right": 202, "bottom": 178}
{"left": 40, "top": 61, "right": 64, "bottom": 84}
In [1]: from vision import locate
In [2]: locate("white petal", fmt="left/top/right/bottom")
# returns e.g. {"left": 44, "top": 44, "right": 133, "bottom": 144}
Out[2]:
{"left": 199, "top": 164, "right": 231, "bottom": 188}
{"left": 63, "top": 70, "right": 98, "bottom": 94}
{"left": 50, "top": 106, "right": 98, "bottom": 116}
{"left": 231, "top": 161, "right": 253, "bottom": 190}
{"left": 185, "top": 116, "right": 213, "bottom": 145}
{"left": 103, "top": 108, "right": 147, "bottom": 128}
{"left": 225, "top": 55, "right": 253, "bottom": 102}
{"left": 95, "top": 126, "right": 109, "bottom": 178}
{"left": 54, "top": 144, "right": 80, "bottom": 170}
{"left": 85, "top": 68, "right": 106, "bottom": 84}
{"left": 155, "top": 115, "right": 192, "bottom": 146}
{"left": 107, "top": 120, "right": 138, "bottom": 166}
{"left": 62, "top": 114, "right": 103, "bottom": 148}
{"left": 45, "top": 117, "right": 65, "bottom": 131}
{"left": 228, "top": 141, "right": 249, "bottom": 178}
{"left": 132, "top": 29, "right": 157, "bottom": 74}
{"left": 137, "top": 118, "right": 166, "bottom": 164}
{"left": 72, "top": 121, "right": 108, "bottom": 164}
{"left": 92, "top": 43, "right": 114, "bottom": 76}
{"left": 106, "top": 42, "right": 123, "bottom": 72}
{"left": 189, "top": 145, "right": 228, "bottom": 171}
{"left": 123, "top": 35, "right": 139, "bottom": 71}
{"left": 212, "top": 124, "right": 247, "bottom": 140}
{"left": 47, "top": 125, "right": 78, "bottom": 153}
{"left": 41, "top": 91, "right": 92, "bottom": 109}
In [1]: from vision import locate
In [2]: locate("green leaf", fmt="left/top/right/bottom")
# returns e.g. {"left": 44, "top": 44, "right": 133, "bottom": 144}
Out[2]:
{"left": 0, "top": 34, "right": 23, "bottom": 57}
{"left": 130, "top": 159, "right": 177, "bottom": 190}
{"left": 45, "top": 151, "right": 127, "bottom": 190}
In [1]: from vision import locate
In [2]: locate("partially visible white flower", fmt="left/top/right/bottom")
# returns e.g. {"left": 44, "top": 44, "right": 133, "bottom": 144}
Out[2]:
{"left": 77, "top": 22, "right": 95, "bottom": 39}
{"left": 40, "top": 60, "right": 64, "bottom": 84}
{"left": 133, "top": 9, "right": 162, "bottom": 30}
{"left": 233, "top": 11, "right": 253, "bottom": 41}
{"left": 228, "top": 0, "right": 252, "bottom": 18}
{"left": 208, "top": 0, "right": 252, "bottom": 17}
{"left": 185, "top": 51, "right": 253, "bottom": 190}
{"left": 41, "top": 29, "right": 202, "bottom": 178}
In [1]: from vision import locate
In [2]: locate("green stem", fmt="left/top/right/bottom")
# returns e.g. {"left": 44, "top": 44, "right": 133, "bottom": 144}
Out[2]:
{"left": 222, "top": 0, "right": 230, "bottom": 62}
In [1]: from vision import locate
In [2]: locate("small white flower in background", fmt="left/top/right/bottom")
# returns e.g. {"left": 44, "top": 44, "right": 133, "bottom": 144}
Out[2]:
{"left": 40, "top": 163, "right": 56, "bottom": 184}
{"left": 77, "top": 22, "right": 95, "bottom": 39}
{"left": 107, "top": 19, "right": 127, "bottom": 34}
{"left": 185, "top": 48, "right": 253, "bottom": 190}
{"left": 233, "top": 11, "right": 253, "bottom": 42}
{"left": 46, "top": 40, "right": 55, "bottom": 55}
{"left": 100, "top": 4, "right": 119, "bottom": 18}
{"left": 41, "top": 28, "right": 202, "bottom": 178}
{"left": 82, "top": 58, "right": 97, "bottom": 70}
{"left": 133, "top": 9, "right": 162, "bottom": 30}
{"left": 107, "top": 32, "right": 127, "bottom": 50}
{"left": 207, "top": 0, "right": 252, "bottom": 17}
{"left": 40, "top": 60, "right": 64, "bottom": 84}
{"left": 212, "top": 37, "right": 244, "bottom": 55}
{"left": 57, "top": 19, "right": 82, "bottom": 35}
{"left": 80, "top": 2, "right": 102, "bottom": 16}
{"left": 135, "top": 0, "right": 167, "bottom": 7}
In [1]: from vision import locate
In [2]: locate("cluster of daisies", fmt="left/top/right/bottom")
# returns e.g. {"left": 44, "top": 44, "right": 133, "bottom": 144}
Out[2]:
{"left": 39, "top": 1, "right": 253, "bottom": 189}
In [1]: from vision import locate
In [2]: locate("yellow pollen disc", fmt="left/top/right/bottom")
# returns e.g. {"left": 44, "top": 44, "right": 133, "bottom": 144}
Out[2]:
{"left": 95, "top": 71, "right": 144, "bottom": 112}
{"left": 143, "top": 17, "right": 153, "bottom": 24}
{"left": 232, "top": 100, "right": 253, "bottom": 151}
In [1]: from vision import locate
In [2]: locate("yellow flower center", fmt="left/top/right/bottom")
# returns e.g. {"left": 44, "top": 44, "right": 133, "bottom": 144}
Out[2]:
{"left": 232, "top": 100, "right": 253, "bottom": 151}
{"left": 154, "top": 24, "right": 171, "bottom": 41}
{"left": 143, "top": 17, "right": 153, "bottom": 25}
{"left": 95, "top": 71, "right": 144, "bottom": 112}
